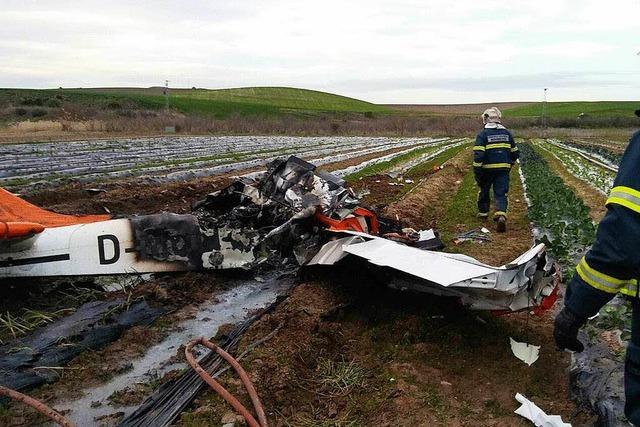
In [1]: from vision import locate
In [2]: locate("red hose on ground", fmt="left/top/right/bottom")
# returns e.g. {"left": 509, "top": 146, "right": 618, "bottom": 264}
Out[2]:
{"left": 0, "top": 385, "right": 74, "bottom": 427}
{"left": 185, "top": 337, "right": 268, "bottom": 427}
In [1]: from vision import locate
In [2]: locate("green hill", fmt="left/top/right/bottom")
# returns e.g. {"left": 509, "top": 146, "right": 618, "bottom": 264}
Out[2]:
{"left": 81, "top": 86, "right": 390, "bottom": 113}
{"left": 0, "top": 86, "right": 390, "bottom": 120}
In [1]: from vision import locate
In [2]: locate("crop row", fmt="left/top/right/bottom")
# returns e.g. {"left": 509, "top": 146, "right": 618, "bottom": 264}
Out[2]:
{"left": 549, "top": 139, "right": 622, "bottom": 168}
{"left": 518, "top": 142, "right": 596, "bottom": 266}
{"left": 533, "top": 140, "right": 616, "bottom": 195}
{"left": 1, "top": 136, "right": 450, "bottom": 191}
{"left": 0, "top": 137, "right": 408, "bottom": 179}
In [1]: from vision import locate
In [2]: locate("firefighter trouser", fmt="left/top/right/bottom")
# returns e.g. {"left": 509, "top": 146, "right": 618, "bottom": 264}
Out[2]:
{"left": 477, "top": 169, "right": 510, "bottom": 217}
{"left": 626, "top": 299, "right": 640, "bottom": 425}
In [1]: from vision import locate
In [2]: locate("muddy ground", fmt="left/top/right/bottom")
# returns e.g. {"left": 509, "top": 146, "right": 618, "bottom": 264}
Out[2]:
{"left": 1, "top": 142, "right": 596, "bottom": 426}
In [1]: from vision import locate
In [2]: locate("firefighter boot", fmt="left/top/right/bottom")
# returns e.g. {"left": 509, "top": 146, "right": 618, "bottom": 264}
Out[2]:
{"left": 496, "top": 215, "right": 506, "bottom": 233}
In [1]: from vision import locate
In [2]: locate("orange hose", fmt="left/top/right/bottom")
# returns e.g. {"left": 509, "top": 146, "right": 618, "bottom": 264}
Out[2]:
{"left": 0, "top": 385, "right": 74, "bottom": 427}
{"left": 185, "top": 337, "right": 268, "bottom": 427}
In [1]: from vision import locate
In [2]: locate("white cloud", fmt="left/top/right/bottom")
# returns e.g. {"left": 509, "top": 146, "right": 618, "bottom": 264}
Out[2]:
{"left": 0, "top": 0, "right": 638, "bottom": 103}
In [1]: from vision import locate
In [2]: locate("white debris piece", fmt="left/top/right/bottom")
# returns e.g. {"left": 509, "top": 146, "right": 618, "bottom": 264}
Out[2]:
{"left": 514, "top": 393, "right": 571, "bottom": 427}
{"left": 510, "top": 338, "right": 540, "bottom": 366}
{"left": 418, "top": 229, "right": 436, "bottom": 241}
{"left": 308, "top": 231, "right": 558, "bottom": 312}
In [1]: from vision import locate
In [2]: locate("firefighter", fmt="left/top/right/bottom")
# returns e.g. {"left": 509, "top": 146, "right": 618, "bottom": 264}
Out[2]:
{"left": 554, "top": 110, "right": 640, "bottom": 425}
{"left": 473, "top": 107, "right": 519, "bottom": 232}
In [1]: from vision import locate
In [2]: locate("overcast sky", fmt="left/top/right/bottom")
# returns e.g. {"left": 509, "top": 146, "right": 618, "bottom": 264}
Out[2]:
{"left": 1, "top": 0, "right": 639, "bottom": 104}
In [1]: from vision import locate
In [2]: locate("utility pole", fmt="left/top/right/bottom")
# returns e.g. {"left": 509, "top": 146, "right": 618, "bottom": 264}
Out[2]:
{"left": 542, "top": 88, "right": 548, "bottom": 129}
{"left": 164, "top": 80, "right": 170, "bottom": 110}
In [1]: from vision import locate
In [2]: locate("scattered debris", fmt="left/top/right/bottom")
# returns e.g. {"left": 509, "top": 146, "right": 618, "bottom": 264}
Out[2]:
{"left": 571, "top": 312, "right": 627, "bottom": 426}
{"left": 509, "top": 338, "right": 540, "bottom": 366}
{"left": 453, "top": 227, "right": 492, "bottom": 244}
{"left": 381, "top": 227, "right": 445, "bottom": 250}
{"left": 310, "top": 232, "right": 559, "bottom": 312}
{"left": 514, "top": 393, "right": 571, "bottom": 427}
{"left": 85, "top": 188, "right": 107, "bottom": 195}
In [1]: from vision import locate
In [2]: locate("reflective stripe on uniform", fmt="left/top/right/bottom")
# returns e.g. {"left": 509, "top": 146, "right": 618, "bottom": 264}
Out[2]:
{"left": 620, "top": 282, "right": 639, "bottom": 297}
{"left": 511, "top": 146, "right": 519, "bottom": 152}
{"left": 606, "top": 186, "right": 640, "bottom": 214}
{"left": 494, "top": 211, "right": 507, "bottom": 218}
{"left": 576, "top": 256, "right": 637, "bottom": 294}
{"left": 473, "top": 162, "right": 483, "bottom": 167}
{"left": 473, "top": 146, "right": 485, "bottom": 151}
{"left": 481, "top": 163, "right": 511, "bottom": 169}
{"left": 485, "top": 143, "right": 511, "bottom": 150}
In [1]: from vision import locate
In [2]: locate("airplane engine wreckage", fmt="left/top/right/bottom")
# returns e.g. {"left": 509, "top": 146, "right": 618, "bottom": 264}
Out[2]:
{"left": 0, "top": 156, "right": 558, "bottom": 313}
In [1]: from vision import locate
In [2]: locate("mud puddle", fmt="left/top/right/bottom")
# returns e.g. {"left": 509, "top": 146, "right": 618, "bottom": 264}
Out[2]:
{"left": 54, "top": 273, "right": 293, "bottom": 426}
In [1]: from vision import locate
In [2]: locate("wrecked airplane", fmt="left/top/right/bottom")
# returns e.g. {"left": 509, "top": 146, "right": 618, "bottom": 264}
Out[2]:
{"left": 0, "top": 156, "right": 558, "bottom": 313}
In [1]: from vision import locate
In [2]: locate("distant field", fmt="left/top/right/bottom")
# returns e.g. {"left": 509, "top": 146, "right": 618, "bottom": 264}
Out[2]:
{"left": 388, "top": 101, "right": 639, "bottom": 119}
{"left": 503, "top": 101, "right": 639, "bottom": 118}
{"left": 387, "top": 102, "right": 533, "bottom": 116}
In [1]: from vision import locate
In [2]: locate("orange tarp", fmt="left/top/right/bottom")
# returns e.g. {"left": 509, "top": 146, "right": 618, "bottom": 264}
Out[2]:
{"left": 0, "top": 187, "right": 110, "bottom": 228}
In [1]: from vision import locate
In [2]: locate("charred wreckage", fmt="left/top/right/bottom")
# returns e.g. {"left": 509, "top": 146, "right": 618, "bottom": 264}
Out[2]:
{"left": 0, "top": 156, "right": 558, "bottom": 313}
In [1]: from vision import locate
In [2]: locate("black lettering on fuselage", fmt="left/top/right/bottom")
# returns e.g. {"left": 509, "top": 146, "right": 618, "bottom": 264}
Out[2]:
{"left": 98, "top": 234, "right": 120, "bottom": 265}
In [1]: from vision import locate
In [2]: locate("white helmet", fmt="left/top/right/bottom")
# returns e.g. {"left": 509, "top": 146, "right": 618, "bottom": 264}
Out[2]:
{"left": 482, "top": 107, "right": 502, "bottom": 124}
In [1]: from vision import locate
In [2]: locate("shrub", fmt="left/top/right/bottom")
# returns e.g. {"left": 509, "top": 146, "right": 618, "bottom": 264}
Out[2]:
{"left": 14, "top": 107, "right": 27, "bottom": 116}
{"left": 20, "top": 97, "right": 44, "bottom": 106}
{"left": 44, "top": 98, "right": 61, "bottom": 108}
{"left": 30, "top": 108, "right": 47, "bottom": 118}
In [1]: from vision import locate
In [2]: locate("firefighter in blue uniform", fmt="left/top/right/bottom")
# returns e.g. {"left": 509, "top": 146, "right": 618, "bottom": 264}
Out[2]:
{"left": 473, "top": 107, "right": 519, "bottom": 232}
{"left": 554, "top": 109, "right": 640, "bottom": 425}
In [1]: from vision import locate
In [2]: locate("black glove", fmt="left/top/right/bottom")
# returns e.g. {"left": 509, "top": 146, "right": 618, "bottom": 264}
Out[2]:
{"left": 553, "top": 307, "right": 586, "bottom": 352}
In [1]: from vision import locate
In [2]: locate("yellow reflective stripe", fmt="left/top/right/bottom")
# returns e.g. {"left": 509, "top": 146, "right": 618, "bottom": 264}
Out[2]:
{"left": 473, "top": 162, "right": 483, "bottom": 167}
{"left": 620, "top": 283, "right": 639, "bottom": 297}
{"left": 481, "top": 163, "right": 511, "bottom": 169}
{"left": 494, "top": 211, "right": 507, "bottom": 218}
{"left": 576, "top": 257, "right": 637, "bottom": 294}
{"left": 511, "top": 146, "right": 519, "bottom": 152}
{"left": 485, "top": 143, "right": 511, "bottom": 150}
{"left": 606, "top": 186, "right": 640, "bottom": 214}
{"left": 473, "top": 146, "right": 486, "bottom": 151}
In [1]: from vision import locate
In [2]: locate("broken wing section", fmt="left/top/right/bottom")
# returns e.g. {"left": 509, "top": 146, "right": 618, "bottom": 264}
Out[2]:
{"left": 308, "top": 233, "right": 558, "bottom": 312}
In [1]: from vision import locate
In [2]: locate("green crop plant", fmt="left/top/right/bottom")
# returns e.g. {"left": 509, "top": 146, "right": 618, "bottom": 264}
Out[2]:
{"left": 533, "top": 140, "right": 616, "bottom": 194}
{"left": 559, "top": 140, "right": 623, "bottom": 165}
{"left": 518, "top": 142, "right": 596, "bottom": 266}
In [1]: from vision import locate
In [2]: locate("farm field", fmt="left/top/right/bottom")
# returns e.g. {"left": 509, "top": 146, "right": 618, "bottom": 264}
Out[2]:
{"left": 0, "top": 132, "right": 635, "bottom": 426}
